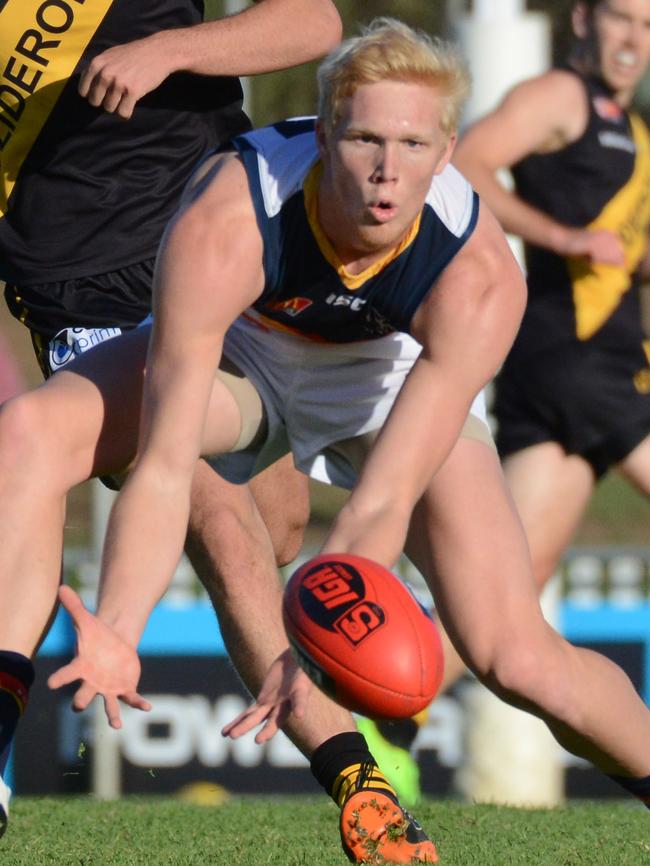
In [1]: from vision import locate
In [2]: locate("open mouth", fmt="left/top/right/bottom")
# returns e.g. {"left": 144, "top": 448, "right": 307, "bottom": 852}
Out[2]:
{"left": 369, "top": 200, "right": 397, "bottom": 221}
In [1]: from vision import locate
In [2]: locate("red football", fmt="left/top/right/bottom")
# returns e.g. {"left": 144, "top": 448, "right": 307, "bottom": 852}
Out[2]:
{"left": 282, "top": 553, "right": 444, "bottom": 719}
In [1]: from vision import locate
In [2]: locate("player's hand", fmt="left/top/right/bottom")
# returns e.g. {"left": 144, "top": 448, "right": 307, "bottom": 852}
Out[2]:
{"left": 47, "top": 585, "right": 151, "bottom": 729}
{"left": 563, "top": 228, "right": 626, "bottom": 266}
{"left": 79, "top": 34, "right": 172, "bottom": 119}
{"left": 221, "top": 648, "right": 312, "bottom": 744}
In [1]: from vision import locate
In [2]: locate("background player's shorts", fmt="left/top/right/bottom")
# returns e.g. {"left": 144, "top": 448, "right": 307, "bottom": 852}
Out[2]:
{"left": 494, "top": 340, "right": 650, "bottom": 478}
{"left": 16, "top": 260, "right": 155, "bottom": 377}
{"left": 209, "top": 315, "right": 490, "bottom": 489}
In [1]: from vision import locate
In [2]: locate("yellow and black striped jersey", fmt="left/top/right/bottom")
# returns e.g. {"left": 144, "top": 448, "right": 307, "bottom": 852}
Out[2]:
{"left": 0, "top": 0, "right": 250, "bottom": 288}
{"left": 511, "top": 67, "right": 650, "bottom": 357}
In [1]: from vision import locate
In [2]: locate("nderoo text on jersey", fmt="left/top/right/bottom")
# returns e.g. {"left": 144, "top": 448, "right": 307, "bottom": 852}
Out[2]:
{"left": 0, "top": 0, "right": 93, "bottom": 150}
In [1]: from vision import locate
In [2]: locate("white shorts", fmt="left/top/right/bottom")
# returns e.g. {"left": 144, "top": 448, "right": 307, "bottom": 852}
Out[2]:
{"left": 208, "top": 315, "right": 489, "bottom": 489}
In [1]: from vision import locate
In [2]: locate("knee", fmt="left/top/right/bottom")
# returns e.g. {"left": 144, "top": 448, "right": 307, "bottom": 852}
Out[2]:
{"left": 267, "top": 508, "right": 308, "bottom": 568}
{"left": 0, "top": 392, "right": 52, "bottom": 474}
{"left": 250, "top": 465, "right": 310, "bottom": 568}
{"left": 186, "top": 495, "right": 277, "bottom": 599}
{"left": 470, "top": 629, "right": 571, "bottom": 717}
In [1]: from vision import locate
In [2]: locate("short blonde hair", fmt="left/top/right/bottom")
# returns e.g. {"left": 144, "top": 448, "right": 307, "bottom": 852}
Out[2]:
{"left": 317, "top": 18, "right": 470, "bottom": 137}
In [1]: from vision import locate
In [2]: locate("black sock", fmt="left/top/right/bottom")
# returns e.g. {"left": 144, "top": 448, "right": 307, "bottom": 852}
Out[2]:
{"left": 607, "top": 773, "right": 650, "bottom": 809}
{"left": 0, "top": 651, "right": 35, "bottom": 777}
{"left": 376, "top": 718, "right": 420, "bottom": 751}
{"left": 310, "top": 731, "right": 398, "bottom": 807}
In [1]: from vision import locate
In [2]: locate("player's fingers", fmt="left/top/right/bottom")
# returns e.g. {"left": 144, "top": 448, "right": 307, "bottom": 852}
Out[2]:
{"left": 78, "top": 65, "right": 94, "bottom": 98}
{"left": 254, "top": 704, "right": 283, "bottom": 744}
{"left": 221, "top": 705, "right": 269, "bottom": 739}
{"left": 58, "top": 585, "right": 89, "bottom": 623}
{"left": 84, "top": 75, "right": 111, "bottom": 108}
{"left": 99, "top": 81, "right": 125, "bottom": 115}
{"left": 123, "top": 692, "right": 152, "bottom": 712}
{"left": 72, "top": 682, "right": 98, "bottom": 713}
{"left": 116, "top": 92, "right": 138, "bottom": 120}
{"left": 47, "top": 662, "right": 79, "bottom": 690}
{"left": 104, "top": 695, "right": 123, "bottom": 729}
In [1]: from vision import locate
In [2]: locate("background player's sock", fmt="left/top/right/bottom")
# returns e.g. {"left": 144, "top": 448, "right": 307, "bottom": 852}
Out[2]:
{"left": 310, "top": 731, "right": 398, "bottom": 806}
{"left": 607, "top": 772, "right": 650, "bottom": 809}
{"left": 0, "top": 651, "right": 34, "bottom": 777}
{"left": 356, "top": 716, "right": 422, "bottom": 808}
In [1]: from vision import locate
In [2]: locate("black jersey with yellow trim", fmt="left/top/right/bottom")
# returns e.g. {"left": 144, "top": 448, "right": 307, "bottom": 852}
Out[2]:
{"left": 510, "top": 68, "right": 650, "bottom": 357}
{"left": 232, "top": 118, "right": 479, "bottom": 343}
{"left": 0, "top": 0, "right": 250, "bottom": 291}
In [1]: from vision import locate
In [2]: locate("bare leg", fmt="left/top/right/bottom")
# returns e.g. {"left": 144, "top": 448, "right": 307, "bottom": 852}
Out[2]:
{"left": 0, "top": 328, "right": 150, "bottom": 656}
{"left": 408, "top": 437, "right": 650, "bottom": 777}
{"left": 502, "top": 443, "right": 596, "bottom": 587}
{"left": 617, "top": 431, "right": 650, "bottom": 496}
{"left": 185, "top": 458, "right": 356, "bottom": 756}
{"left": 0, "top": 320, "right": 354, "bottom": 757}
{"left": 434, "top": 440, "right": 595, "bottom": 691}
{"left": 249, "top": 453, "right": 310, "bottom": 567}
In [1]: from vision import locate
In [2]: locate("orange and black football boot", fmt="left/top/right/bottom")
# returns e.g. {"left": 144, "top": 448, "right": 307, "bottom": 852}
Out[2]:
{"left": 339, "top": 762, "right": 438, "bottom": 864}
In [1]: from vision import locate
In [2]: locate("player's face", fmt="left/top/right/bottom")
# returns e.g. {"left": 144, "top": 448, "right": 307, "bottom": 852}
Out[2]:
{"left": 316, "top": 79, "right": 455, "bottom": 262}
{"left": 575, "top": 0, "right": 650, "bottom": 102}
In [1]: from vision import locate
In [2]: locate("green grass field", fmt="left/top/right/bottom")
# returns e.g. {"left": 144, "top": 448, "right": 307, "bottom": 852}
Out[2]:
{"left": 2, "top": 796, "right": 648, "bottom": 865}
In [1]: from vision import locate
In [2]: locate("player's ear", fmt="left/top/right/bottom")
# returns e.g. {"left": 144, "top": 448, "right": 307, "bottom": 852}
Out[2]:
{"left": 434, "top": 132, "right": 457, "bottom": 176}
{"left": 571, "top": 1, "right": 589, "bottom": 40}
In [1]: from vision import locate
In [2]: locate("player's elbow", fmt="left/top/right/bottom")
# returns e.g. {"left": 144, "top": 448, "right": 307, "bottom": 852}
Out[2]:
{"left": 306, "top": 0, "right": 343, "bottom": 53}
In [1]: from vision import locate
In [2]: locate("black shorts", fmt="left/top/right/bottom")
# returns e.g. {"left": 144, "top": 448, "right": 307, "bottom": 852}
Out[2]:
{"left": 21, "top": 262, "right": 154, "bottom": 489}
{"left": 8, "top": 259, "right": 154, "bottom": 377}
{"left": 493, "top": 340, "right": 650, "bottom": 478}
{"left": 21, "top": 260, "right": 154, "bottom": 378}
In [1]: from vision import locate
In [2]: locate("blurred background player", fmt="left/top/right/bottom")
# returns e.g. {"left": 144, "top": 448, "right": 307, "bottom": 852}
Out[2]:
{"left": 447, "top": 0, "right": 650, "bottom": 686}
{"left": 0, "top": 0, "right": 406, "bottom": 843}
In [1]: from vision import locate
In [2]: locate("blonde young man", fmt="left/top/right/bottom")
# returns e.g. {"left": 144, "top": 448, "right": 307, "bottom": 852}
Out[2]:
{"left": 449, "top": 0, "right": 650, "bottom": 690}
{"left": 28, "top": 16, "right": 650, "bottom": 861}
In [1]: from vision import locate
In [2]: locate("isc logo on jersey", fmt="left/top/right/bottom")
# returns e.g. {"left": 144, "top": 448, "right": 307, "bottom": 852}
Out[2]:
{"left": 325, "top": 293, "right": 367, "bottom": 311}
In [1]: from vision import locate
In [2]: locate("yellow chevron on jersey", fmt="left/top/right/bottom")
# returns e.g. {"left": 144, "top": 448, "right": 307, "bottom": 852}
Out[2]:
{"left": 568, "top": 113, "right": 650, "bottom": 340}
{"left": 633, "top": 339, "right": 650, "bottom": 394}
{"left": 303, "top": 162, "right": 422, "bottom": 291}
{"left": 0, "top": 0, "right": 113, "bottom": 215}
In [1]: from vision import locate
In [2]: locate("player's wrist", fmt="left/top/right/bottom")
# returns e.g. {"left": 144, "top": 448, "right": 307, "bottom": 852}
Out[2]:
{"left": 148, "top": 28, "right": 189, "bottom": 77}
{"left": 547, "top": 223, "right": 576, "bottom": 256}
{"left": 96, "top": 607, "right": 144, "bottom": 649}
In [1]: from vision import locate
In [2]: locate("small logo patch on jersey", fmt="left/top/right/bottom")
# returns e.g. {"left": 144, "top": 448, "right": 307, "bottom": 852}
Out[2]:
{"left": 325, "top": 293, "right": 367, "bottom": 311}
{"left": 593, "top": 96, "right": 624, "bottom": 122}
{"left": 266, "top": 297, "right": 313, "bottom": 317}
{"left": 598, "top": 130, "right": 635, "bottom": 153}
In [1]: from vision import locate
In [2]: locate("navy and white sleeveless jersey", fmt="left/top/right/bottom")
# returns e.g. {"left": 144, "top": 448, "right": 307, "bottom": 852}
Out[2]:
{"left": 510, "top": 68, "right": 650, "bottom": 357}
{"left": 0, "top": 0, "right": 249, "bottom": 288}
{"left": 231, "top": 118, "right": 479, "bottom": 343}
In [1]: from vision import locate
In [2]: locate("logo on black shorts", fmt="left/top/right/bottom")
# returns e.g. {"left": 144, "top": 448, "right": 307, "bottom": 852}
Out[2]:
{"left": 49, "top": 326, "right": 122, "bottom": 371}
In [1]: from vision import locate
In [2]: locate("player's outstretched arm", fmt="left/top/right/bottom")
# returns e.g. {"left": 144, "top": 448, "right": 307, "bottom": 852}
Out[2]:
{"left": 80, "top": 0, "right": 342, "bottom": 119}
{"left": 323, "top": 205, "right": 527, "bottom": 567}
{"left": 87, "top": 156, "right": 264, "bottom": 661}
{"left": 47, "top": 586, "right": 151, "bottom": 729}
{"left": 454, "top": 70, "right": 625, "bottom": 265}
